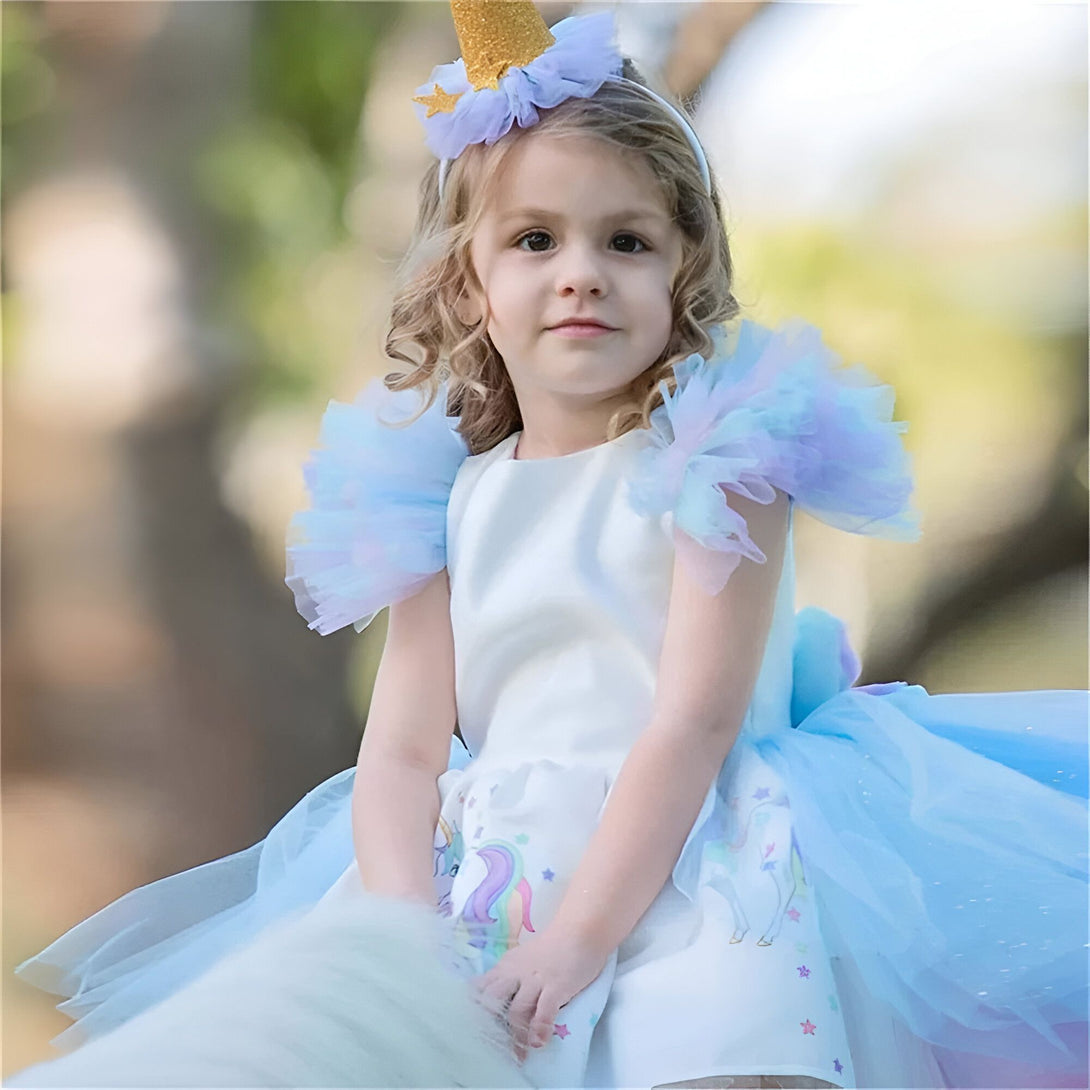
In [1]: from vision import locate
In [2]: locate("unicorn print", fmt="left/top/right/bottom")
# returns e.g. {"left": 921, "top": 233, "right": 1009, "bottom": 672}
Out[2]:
{"left": 703, "top": 785, "right": 808, "bottom": 947}
{"left": 433, "top": 813, "right": 465, "bottom": 918}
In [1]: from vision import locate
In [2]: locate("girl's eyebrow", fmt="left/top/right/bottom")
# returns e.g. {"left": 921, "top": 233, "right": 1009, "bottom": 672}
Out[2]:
{"left": 497, "top": 206, "right": 667, "bottom": 225}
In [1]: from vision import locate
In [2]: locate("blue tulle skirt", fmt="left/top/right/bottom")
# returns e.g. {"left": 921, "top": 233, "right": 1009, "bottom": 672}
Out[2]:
{"left": 14, "top": 610, "right": 1088, "bottom": 1087}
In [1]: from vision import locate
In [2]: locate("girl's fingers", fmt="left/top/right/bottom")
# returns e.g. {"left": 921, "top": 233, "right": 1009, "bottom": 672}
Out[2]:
{"left": 475, "top": 975, "right": 518, "bottom": 1022}
{"left": 530, "top": 991, "right": 562, "bottom": 1048}
{"left": 507, "top": 978, "right": 545, "bottom": 1060}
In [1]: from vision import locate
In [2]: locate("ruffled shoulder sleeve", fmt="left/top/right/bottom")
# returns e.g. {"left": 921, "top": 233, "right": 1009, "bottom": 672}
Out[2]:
{"left": 285, "top": 379, "right": 469, "bottom": 635}
{"left": 626, "top": 318, "right": 921, "bottom": 595}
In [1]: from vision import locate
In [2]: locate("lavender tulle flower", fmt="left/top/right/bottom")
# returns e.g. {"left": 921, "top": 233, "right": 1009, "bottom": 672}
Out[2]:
{"left": 285, "top": 381, "right": 468, "bottom": 636}
{"left": 628, "top": 318, "right": 921, "bottom": 595}
{"left": 412, "top": 12, "right": 623, "bottom": 160}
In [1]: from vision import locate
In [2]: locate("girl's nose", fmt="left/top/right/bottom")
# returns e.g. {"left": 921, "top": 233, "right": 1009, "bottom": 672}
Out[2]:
{"left": 555, "top": 243, "right": 607, "bottom": 298}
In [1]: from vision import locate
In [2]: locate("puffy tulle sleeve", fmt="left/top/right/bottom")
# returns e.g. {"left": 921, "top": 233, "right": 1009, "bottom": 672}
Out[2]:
{"left": 626, "top": 318, "right": 921, "bottom": 594}
{"left": 285, "top": 379, "right": 469, "bottom": 636}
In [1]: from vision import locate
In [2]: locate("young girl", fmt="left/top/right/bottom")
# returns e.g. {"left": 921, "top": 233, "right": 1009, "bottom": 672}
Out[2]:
{"left": 10, "top": 5, "right": 1088, "bottom": 1089}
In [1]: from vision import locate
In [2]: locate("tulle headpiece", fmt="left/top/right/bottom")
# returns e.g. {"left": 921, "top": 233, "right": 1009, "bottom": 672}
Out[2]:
{"left": 410, "top": 0, "right": 712, "bottom": 198}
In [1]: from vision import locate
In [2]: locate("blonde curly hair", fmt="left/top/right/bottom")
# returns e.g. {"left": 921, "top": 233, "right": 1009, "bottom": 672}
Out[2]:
{"left": 383, "top": 60, "right": 739, "bottom": 455}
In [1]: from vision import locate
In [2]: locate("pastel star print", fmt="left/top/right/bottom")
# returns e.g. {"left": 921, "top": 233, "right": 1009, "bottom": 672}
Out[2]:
{"left": 554, "top": 1023, "right": 570, "bottom": 1039}
{"left": 834, "top": 1058, "right": 843, "bottom": 1074}
{"left": 542, "top": 868, "right": 555, "bottom": 881}
{"left": 801, "top": 1019, "right": 816, "bottom": 1035}
{"left": 827, "top": 993, "right": 839, "bottom": 1012}
{"left": 474, "top": 826, "right": 484, "bottom": 839}
{"left": 795, "top": 942, "right": 808, "bottom": 953}
{"left": 786, "top": 907, "right": 801, "bottom": 922}
{"left": 466, "top": 797, "right": 476, "bottom": 809}
{"left": 753, "top": 786, "right": 771, "bottom": 800}
{"left": 796, "top": 965, "right": 811, "bottom": 978}
{"left": 515, "top": 833, "right": 529, "bottom": 845}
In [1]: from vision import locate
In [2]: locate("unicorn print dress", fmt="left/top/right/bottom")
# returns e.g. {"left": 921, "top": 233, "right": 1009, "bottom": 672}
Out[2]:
{"left": 13, "top": 319, "right": 1088, "bottom": 1089}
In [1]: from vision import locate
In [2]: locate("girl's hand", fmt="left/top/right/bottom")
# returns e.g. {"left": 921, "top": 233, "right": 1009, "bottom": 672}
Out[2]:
{"left": 472, "top": 927, "right": 609, "bottom": 1063}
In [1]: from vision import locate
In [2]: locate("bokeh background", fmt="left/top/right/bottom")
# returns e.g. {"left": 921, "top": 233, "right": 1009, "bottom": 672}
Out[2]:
{"left": 3, "top": 0, "right": 1086, "bottom": 1073}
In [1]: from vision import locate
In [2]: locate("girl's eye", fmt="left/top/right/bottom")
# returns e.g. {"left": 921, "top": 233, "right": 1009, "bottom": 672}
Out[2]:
{"left": 611, "top": 233, "right": 647, "bottom": 254}
{"left": 516, "top": 230, "right": 553, "bottom": 252}
{"left": 513, "top": 231, "right": 649, "bottom": 253}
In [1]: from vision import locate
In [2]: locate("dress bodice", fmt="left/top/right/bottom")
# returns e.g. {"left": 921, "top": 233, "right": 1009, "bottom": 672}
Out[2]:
{"left": 446, "top": 427, "right": 798, "bottom": 777}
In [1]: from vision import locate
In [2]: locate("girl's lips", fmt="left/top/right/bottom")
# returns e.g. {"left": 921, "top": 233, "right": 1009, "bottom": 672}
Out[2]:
{"left": 549, "top": 323, "right": 617, "bottom": 338}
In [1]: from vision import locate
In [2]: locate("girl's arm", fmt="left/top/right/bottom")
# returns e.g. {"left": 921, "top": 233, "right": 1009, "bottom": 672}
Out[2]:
{"left": 548, "top": 488, "right": 791, "bottom": 957}
{"left": 352, "top": 568, "right": 457, "bottom": 905}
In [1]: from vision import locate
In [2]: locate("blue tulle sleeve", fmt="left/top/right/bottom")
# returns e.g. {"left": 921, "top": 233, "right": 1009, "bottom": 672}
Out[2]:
{"left": 285, "top": 380, "right": 469, "bottom": 635}
{"left": 627, "top": 318, "right": 921, "bottom": 593}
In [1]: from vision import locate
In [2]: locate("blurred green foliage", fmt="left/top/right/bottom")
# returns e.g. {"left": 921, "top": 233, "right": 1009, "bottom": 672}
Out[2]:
{"left": 192, "top": 1, "right": 404, "bottom": 407}
{"left": 1, "top": 4, "right": 58, "bottom": 199}
{"left": 734, "top": 221, "right": 1081, "bottom": 442}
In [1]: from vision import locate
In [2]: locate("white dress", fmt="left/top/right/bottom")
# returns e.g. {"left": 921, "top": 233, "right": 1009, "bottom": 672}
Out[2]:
{"left": 419, "top": 426, "right": 855, "bottom": 1088}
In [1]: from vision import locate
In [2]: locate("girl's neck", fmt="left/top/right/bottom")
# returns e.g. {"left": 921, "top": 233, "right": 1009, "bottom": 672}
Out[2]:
{"left": 512, "top": 391, "right": 634, "bottom": 460}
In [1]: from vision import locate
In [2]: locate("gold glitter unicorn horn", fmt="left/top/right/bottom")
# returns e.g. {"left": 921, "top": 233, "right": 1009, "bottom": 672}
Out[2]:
{"left": 450, "top": 0, "right": 556, "bottom": 91}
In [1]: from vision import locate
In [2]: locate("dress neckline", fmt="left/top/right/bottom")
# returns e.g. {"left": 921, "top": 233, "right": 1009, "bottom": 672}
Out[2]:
{"left": 499, "top": 427, "right": 645, "bottom": 464}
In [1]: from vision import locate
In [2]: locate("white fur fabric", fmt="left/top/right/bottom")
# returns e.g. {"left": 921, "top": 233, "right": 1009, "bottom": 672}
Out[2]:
{"left": 7, "top": 890, "right": 530, "bottom": 1088}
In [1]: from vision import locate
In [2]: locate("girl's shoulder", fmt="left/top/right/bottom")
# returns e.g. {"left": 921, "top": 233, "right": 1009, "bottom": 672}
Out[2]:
{"left": 285, "top": 380, "right": 469, "bottom": 636}
{"left": 626, "top": 316, "right": 921, "bottom": 594}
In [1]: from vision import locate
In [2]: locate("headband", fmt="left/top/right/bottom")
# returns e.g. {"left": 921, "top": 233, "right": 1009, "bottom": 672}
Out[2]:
{"left": 411, "top": 2, "right": 712, "bottom": 200}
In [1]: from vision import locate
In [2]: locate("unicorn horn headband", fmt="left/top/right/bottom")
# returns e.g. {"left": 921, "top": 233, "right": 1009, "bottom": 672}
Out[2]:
{"left": 411, "top": 0, "right": 712, "bottom": 199}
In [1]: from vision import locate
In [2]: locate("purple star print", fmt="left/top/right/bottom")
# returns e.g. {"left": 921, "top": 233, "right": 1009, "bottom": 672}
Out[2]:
{"left": 542, "top": 868, "right": 555, "bottom": 881}
{"left": 752, "top": 786, "right": 771, "bottom": 800}
{"left": 834, "top": 1058, "right": 843, "bottom": 1074}
{"left": 796, "top": 965, "right": 810, "bottom": 978}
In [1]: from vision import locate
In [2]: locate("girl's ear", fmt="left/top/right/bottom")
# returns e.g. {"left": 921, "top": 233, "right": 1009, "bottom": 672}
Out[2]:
{"left": 455, "top": 289, "right": 483, "bottom": 327}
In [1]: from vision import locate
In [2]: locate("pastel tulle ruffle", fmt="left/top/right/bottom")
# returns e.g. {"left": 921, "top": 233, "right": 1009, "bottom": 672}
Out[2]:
{"left": 627, "top": 319, "right": 922, "bottom": 596}
{"left": 411, "top": 12, "right": 622, "bottom": 160}
{"left": 285, "top": 380, "right": 468, "bottom": 636}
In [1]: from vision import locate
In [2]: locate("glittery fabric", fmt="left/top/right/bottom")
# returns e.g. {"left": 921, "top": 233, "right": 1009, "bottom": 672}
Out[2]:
{"left": 450, "top": 0, "right": 555, "bottom": 91}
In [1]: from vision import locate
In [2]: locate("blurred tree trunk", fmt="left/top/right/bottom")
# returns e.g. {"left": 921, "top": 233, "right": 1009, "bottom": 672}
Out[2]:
{"left": 2, "top": 0, "right": 358, "bottom": 875}
{"left": 864, "top": 329, "right": 1089, "bottom": 685}
{"left": 665, "top": 0, "right": 768, "bottom": 104}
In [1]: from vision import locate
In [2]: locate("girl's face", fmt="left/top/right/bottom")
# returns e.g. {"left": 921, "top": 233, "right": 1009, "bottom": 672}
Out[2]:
{"left": 464, "top": 132, "right": 685, "bottom": 415}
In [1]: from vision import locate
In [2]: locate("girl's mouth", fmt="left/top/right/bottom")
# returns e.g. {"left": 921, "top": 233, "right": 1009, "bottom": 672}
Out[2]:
{"left": 549, "top": 323, "right": 617, "bottom": 339}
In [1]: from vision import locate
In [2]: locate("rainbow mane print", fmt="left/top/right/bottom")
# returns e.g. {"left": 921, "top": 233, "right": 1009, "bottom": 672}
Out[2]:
{"left": 452, "top": 838, "right": 537, "bottom": 974}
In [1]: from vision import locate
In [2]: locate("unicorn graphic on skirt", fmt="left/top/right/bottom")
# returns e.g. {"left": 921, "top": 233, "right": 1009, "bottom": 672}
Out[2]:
{"left": 703, "top": 785, "right": 809, "bottom": 947}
